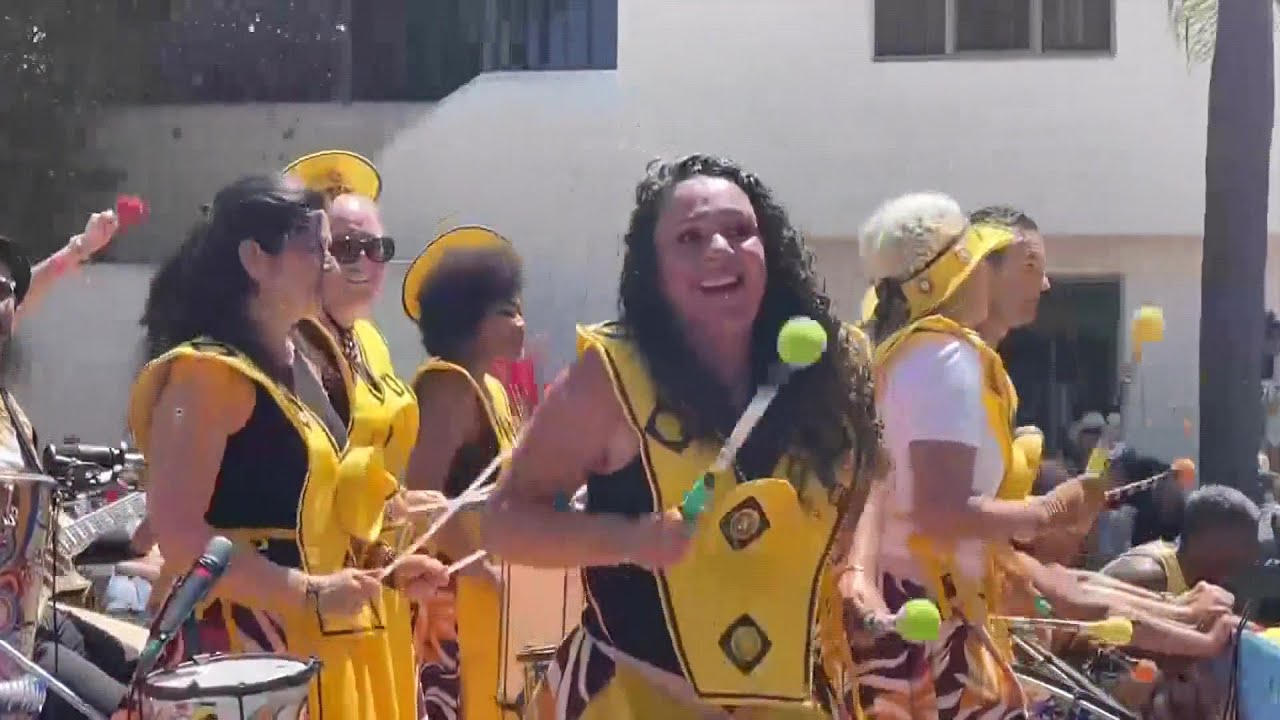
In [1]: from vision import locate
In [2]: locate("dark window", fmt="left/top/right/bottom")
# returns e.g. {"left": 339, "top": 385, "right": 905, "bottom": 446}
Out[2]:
{"left": 1042, "top": 0, "right": 1112, "bottom": 51}
{"left": 874, "top": 0, "right": 946, "bottom": 57}
{"left": 956, "top": 0, "right": 1031, "bottom": 52}
{"left": 131, "top": 0, "right": 616, "bottom": 104}
{"left": 874, "top": 0, "right": 1112, "bottom": 59}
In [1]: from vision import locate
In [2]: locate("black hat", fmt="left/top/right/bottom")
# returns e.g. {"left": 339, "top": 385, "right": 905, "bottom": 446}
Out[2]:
{"left": 0, "top": 236, "right": 33, "bottom": 306}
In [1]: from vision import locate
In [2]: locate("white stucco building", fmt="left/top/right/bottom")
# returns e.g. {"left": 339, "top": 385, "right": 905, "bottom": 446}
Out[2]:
{"left": 18, "top": 0, "right": 1280, "bottom": 464}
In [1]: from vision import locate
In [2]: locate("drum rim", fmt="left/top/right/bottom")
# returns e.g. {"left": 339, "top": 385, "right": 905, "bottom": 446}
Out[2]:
{"left": 140, "top": 652, "right": 321, "bottom": 700}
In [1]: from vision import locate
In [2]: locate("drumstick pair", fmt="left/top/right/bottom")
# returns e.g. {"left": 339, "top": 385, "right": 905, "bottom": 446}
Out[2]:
{"left": 379, "top": 451, "right": 506, "bottom": 580}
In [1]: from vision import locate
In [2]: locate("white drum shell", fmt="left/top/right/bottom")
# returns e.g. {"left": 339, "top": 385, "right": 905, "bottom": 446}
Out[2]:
{"left": 141, "top": 653, "right": 318, "bottom": 720}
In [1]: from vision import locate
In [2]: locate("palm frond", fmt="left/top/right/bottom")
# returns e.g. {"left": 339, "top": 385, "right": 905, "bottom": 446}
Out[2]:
{"left": 1168, "top": 0, "right": 1280, "bottom": 65}
{"left": 1168, "top": 0, "right": 1219, "bottom": 65}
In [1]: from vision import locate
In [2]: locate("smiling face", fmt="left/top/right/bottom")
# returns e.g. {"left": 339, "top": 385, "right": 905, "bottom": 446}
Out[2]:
{"left": 322, "top": 194, "right": 388, "bottom": 316}
{"left": 652, "top": 175, "right": 767, "bottom": 338}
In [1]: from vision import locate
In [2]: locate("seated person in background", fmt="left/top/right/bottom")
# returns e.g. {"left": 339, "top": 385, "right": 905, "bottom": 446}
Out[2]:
{"left": 34, "top": 517, "right": 158, "bottom": 719}
{"left": 1102, "top": 485, "right": 1260, "bottom": 596}
{"left": 1065, "top": 411, "right": 1106, "bottom": 475}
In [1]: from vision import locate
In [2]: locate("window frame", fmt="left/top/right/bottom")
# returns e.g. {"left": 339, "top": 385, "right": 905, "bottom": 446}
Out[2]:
{"left": 872, "top": 0, "right": 1116, "bottom": 62}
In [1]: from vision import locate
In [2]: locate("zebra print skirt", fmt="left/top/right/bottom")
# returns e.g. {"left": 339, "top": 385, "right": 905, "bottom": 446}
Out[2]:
{"left": 849, "top": 573, "right": 1027, "bottom": 720}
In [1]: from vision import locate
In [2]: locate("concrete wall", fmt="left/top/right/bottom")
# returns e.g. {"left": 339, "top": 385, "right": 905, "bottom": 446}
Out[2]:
{"left": 68, "top": 0, "right": 1280, "bottom": 460}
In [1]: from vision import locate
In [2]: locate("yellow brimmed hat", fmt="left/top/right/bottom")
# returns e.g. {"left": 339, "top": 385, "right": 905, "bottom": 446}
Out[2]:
{"left": 283, "top": 149, "right": 382, "bottom": 201}
{"left": 861, "top": 223, "right": 1016, "bottom": 324}
{"left": 402, "top": 225, "right": 516, "bottom": 322}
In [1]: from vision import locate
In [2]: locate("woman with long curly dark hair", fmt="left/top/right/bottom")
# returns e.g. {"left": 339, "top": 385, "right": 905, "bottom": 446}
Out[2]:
{"left": 129, "top": 175, "right": 442, "bottom": 719}
{"left": 483, "top": 155, "right": 883, "bottom": 718}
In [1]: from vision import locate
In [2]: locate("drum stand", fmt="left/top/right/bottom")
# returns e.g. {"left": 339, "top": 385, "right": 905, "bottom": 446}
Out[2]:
{"left": 0, "top": 638, "right": 108, "bottom": 720}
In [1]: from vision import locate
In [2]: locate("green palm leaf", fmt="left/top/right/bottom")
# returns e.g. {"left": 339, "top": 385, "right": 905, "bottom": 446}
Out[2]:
{"left": 1168, "top": 0, "right": 1280, "bottom": 64}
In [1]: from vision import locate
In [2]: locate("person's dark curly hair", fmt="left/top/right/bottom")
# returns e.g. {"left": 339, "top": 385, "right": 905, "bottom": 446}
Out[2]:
{"left": 141, "top": 175, "right": 322, "bottom": 379}
{"left": 617, "top": 154, "right": 883, "bottom": 496}
{"left": 415, "top": 246, "right": 523, "bottom": 363}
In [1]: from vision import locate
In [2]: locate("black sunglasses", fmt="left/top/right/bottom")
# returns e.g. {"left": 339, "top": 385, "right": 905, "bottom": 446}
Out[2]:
{"left": 331, "top": 232, "right": 395, "bottom": 264}
{"left": 0, "top": 278, "right": 16, "bottom": 303}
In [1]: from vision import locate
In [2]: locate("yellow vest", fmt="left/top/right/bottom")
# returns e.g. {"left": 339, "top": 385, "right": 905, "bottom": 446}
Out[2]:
{"left": 1121, "top": 541, "right": 1189, "bottom": 595}
{"left": 302, "top": 317, "right": 421, "bottom": 720}
{"left": 873, "top": 317, "right": 1039, "bottom": 643}
{"left": 577, "top": 322, "right": 846, "bottom": 708}
{"left": 413, "top": 358, "right": 517, "bottom": 720}
{"left": 128, "top": 340, "right": 382, "bottom": 719}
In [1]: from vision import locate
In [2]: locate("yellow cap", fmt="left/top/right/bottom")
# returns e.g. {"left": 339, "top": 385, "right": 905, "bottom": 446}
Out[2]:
{"left": 283, "top": 150, "right": 382, "bottom": 201}
{"left": 401, "top": 225, "right": 516, "bottom": 322}
{"left": 862, "top": 223, "right": 1016, "bottom": 325}
{"left": 901, "top": 223, "right": 1015, "bottom": 321}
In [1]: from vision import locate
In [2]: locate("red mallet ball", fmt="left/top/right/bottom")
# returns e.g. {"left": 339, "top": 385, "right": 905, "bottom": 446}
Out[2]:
{"left": 115, "top": 194, "right": 149, "bottom": 229}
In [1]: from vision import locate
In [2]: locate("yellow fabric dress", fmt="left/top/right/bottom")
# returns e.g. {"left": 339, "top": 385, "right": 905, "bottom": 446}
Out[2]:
{"left": 413, "top": 359, "right": 518, "bottom": 720}
{"left": 129, "top": 340, "right": 393, "bottom": 720}
{"left": 300, "top": 317, "right": 421, "bottom": 720}
{"left": 535, "top": 322, "right": 848, "bottom": 719}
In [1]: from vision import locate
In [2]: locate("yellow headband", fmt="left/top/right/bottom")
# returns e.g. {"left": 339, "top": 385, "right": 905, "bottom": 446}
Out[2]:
{"left": 861, "top": 223, "right": 1016, "bottom": 324}
{"left": 401, "top": 225, "right": 517, "bottom": 322}
{"left": 282, "top": 150, "right": 382, "bottom": 201}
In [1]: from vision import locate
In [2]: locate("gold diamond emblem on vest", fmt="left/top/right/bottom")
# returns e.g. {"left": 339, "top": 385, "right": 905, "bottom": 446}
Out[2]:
{"left": 719, "top": 614, "right": 771, "bottom": 674}
{"left": 720, "top": 497, "right": 770, "bottom": 550}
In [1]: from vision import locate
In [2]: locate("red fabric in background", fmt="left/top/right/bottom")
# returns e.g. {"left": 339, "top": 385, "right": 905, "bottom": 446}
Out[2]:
{"left": 491, "top": 357, "right": 541, "bottom": 417}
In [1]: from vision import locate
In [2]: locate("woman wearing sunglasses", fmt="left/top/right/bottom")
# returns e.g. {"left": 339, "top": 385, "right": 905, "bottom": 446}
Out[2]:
{"left": 132, "top": 174, "right": 444, "bottom": 719}
{"left": 285, "top": 150, "right": 443, "bottom": 720}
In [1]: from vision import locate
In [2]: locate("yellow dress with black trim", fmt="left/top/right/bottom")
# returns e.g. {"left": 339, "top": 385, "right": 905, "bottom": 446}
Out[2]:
{"left": 871, "top": 316, "right": 1041, "bottom": 652}
{"left": 129, "top": 340, "right": 395, "bottom": 720}
{"left": 302, "top": 317, "right": 421, "bottom": 720}
{"left": 413, "top": 359, "right": 518, "bottom": 720}
{"left": 561, "top": 322, "right": 844, "bottom": 718}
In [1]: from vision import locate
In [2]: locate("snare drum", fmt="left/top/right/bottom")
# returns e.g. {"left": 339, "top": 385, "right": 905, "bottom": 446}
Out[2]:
{"left": 140, "top": 653, "right": 320, "bottom": 720}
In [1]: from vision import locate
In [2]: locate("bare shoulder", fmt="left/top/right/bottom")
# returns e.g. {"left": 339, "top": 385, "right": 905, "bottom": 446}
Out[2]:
{"left": 415, "top": 368, "right": 480, "bottom": 414}
{"left": 1100, "top": 554, "right": 1169, "bottom": 592}
{"left": 157, "top": 356, "right": 254, "bottom": 434}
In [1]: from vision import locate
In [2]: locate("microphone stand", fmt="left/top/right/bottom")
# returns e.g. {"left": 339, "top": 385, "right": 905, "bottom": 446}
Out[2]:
{"left": 0, "top": 638, "right": 108, "bottom": 720}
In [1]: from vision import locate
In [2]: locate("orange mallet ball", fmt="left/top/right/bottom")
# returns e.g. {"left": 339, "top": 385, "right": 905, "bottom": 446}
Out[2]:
{"left": 1130, "top": 658, "right": 1158, "bottom": 683}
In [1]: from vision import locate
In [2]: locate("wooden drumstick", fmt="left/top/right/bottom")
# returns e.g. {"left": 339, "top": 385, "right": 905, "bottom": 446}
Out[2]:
{"left": 445, "top": 549, "right": 489, "bottom": 577}
{"left": 380, "top": 450, "right": 506, "bottom": 579}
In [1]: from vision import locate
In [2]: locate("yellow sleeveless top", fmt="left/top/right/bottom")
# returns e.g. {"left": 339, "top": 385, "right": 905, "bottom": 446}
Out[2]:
{"left": 873, "top": 317, "right": 1040, "bottom": 636}
{"left": 577, "top": 321, "right": 847, "bottom": 707}
{"left": 413, "top": 358, "right": 517, "bottom": 720}
{"left": 1120, "top": 541, "right": 1189, "bottom": 595}
{"left": 128, "top": 340, "right": 384, "bottom": 719}
{"left": 301, "top": 317, "right": 421, "bottom": 720}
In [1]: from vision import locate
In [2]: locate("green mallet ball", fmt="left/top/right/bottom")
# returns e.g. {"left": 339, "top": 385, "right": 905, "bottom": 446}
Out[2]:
{"left": 895, "top": 599, "right": 942, "bottom": 642}
{"left": 777, "top": 316, "right": 828, "bottom": 367}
